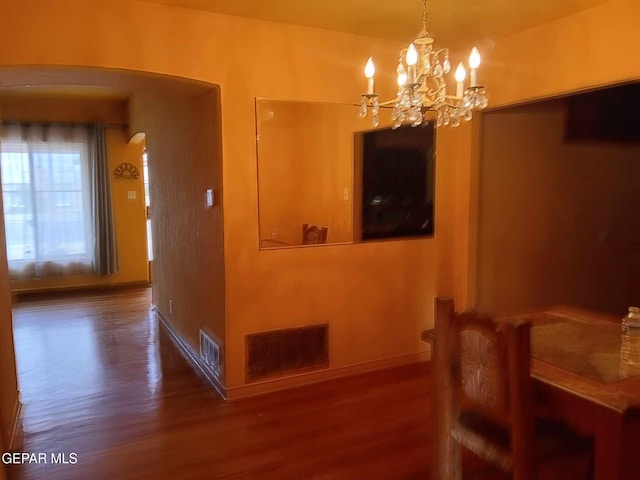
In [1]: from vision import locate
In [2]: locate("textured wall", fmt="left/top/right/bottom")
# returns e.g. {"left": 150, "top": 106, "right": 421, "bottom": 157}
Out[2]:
{"left": 129, "top": 87, "right": 226, "bottom": 382}
{"left": 0, "top": 187, "right": 18, "bottom": 448}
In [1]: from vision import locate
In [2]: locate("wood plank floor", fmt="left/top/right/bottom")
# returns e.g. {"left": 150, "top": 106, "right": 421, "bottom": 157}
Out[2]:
{"left": 5, "top": 288, "right": 434, "bottom": 480}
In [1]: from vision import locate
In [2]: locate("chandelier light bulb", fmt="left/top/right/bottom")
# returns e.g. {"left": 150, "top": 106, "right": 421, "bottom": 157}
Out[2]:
{"left": 364, "top": 57, "right": 375, "bottom": 94}
{"left": 364, "top": 57, "right": 375, "bottom": 78}
{"left": 469, "top": 47, "right": 481, "bottom": 86}
{"left": 397, "top": 63, "right": 408, "bottom": 87}
{"left": 406, "top": 43, "right": 418, "bottom": 66}
{"left": 455, "top": 62, "right": 466, "bottom": 97}
{"left": 454, "top": 62, "right": 466, "bottom": 82}
{"left": 406, "top": 43, "right": 418, "bottom": 84}
{"left": 468, "top": 47, "right": 481, "bottom": 69}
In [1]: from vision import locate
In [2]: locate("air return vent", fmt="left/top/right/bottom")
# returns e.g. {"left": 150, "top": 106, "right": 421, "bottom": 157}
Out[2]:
{"left": 246, "top": 324, "right": 329, "bottom": 382}
{"left": 200, "top": 329, "right": 220, "bottom": 377}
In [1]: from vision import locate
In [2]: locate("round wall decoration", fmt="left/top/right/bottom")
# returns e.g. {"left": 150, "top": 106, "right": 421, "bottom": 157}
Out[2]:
{"left": 113, "top": 162, "right": 140, "bottom": 180}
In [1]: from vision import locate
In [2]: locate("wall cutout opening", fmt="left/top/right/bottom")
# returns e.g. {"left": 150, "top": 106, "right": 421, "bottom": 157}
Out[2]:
{"left": 356, "top": 122, "right": 436, "bottom": 241}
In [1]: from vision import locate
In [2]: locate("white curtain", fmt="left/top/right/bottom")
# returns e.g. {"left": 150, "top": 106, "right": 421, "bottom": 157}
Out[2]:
{"left": 0, "top": 123, "right": 94, "bottom": 278}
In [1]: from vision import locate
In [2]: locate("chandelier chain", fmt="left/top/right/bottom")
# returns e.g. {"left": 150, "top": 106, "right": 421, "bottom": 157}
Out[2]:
{"left": 422, "top": 0, "right": 428, "bottom": 31}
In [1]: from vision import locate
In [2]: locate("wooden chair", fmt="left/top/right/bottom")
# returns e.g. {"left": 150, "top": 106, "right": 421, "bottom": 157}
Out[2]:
{"left": 433, "top": 297, "right": 593, "bottom": 480}
{"left": 301, "top": 224, "right": 328, "bottom": 245}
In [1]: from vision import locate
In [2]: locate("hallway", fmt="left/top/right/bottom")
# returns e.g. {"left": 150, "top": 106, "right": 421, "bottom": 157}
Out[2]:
{"left": 5, "top": 289, "right": 432, "bottom": 479}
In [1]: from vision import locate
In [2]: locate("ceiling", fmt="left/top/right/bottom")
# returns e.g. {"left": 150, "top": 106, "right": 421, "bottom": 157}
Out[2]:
{"left": 0, "top": 1, "right": 611, "bottom": 98}
{"left": 144, "top": 0, "right": 610, "bottom": 47}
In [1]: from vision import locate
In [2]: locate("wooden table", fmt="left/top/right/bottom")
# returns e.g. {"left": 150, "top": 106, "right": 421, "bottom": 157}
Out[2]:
{"left": 423, "top": 305, "right": 640, "bottom": 480}
{"left": 525, "top": 306, "right": 640, "bottom": 480}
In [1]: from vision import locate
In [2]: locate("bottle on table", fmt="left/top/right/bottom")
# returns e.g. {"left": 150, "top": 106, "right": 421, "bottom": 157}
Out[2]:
{"left": 621, "top": 306, "right": 640, "bottom": 366}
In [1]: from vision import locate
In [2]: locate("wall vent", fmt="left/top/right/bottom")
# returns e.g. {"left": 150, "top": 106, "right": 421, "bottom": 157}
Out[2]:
{"left": 246, "top": 324, "right": 329, "bottom": 382}
{"left": 200, "top": 329, "right": 221, "bottom": 377}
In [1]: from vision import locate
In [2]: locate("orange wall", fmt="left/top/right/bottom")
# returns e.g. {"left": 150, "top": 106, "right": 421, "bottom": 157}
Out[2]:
{"left": 0, "top": 0, "right": 481, "bottom": 396}
{"left": 0, "top": 94, "right": 149, "bottom": 292}
{"left": 0, "top": 0, "right": 632, "bottom": 396}
{"left": 485, "top": 0, "right": 640, "bottom": 108}
{"left": 477, "top": 103, "right": 640, "bottom": 316}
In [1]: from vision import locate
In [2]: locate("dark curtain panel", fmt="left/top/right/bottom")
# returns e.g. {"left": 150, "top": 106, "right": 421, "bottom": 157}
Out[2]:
{"left": 89, "top": 123, "right": 118, "bottom": 275}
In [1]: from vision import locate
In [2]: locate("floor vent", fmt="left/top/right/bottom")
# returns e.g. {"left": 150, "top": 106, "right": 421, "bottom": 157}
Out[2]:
{"left": 246, "top": 324, "right": 329, "bottom": 382}
{"left": 200, "top": 329, "right": 221, "bottom": 377}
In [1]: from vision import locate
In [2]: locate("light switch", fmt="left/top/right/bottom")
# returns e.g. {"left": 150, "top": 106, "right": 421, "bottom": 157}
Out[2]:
{"left": 206, "top": 188, "right": 214, "bottom": 207}
{"left": 127, "top": 190, "right": 137, "bottom": 200}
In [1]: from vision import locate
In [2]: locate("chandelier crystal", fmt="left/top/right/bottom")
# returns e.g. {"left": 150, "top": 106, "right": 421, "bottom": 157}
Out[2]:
{"left": 359, "top": 0, "right": 488, "bottom": 129}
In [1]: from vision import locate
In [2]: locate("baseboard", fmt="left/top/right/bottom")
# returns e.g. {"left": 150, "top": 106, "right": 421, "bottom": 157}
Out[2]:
{"left": 13, "top": 281, "right": 150, "bottom": 298}
{"left": 153, "top": 308, "right": 226, "bottom": 400}
{"left": 226, "top": 347, "right": 431, "bottom": 400}
{"left": 153, "top": 308, "right": 431, "bottom": 402}
{"left": 8, "top": 399, "right": 22, "bottom": 451}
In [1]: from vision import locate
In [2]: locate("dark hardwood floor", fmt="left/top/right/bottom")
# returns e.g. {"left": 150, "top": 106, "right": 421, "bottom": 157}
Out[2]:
{"left": 5, "top": 288, "right": 433, "bottom": 480}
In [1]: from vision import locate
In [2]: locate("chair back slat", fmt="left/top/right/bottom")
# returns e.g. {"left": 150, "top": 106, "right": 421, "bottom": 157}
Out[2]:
{"left": 302, "top": 224, "right": 328, "bottom": 244}
{"left": 459, "top": 329, "right": 500, "bottom": 409}
{"left": 451, "top": 311, "right": 513, "bottom": 424}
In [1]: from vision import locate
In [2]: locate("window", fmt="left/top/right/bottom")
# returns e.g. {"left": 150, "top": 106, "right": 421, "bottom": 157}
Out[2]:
{"left": 0, "top": 123, "right": 93, "bottom": 277}
{"left": 142, "top": 149, "right": 153, "bottom": 261}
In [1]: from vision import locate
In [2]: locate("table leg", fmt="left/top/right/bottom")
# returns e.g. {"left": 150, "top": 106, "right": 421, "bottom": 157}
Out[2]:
{"left": 620, "top": 407, "right": 640, "bottom": 480}
{"left": 593, "top": 410, "right": 622, "bottom": 480}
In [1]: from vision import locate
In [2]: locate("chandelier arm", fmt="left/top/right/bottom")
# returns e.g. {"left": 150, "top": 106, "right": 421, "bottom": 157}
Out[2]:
{"left": 377, "top": 98, "right": 400, "bottom": 107}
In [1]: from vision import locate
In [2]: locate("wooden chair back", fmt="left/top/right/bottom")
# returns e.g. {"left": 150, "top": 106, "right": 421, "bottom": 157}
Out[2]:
{"left": 302, "top": 224, "right": 328, "bottom": 245}
{"left": 434, "top": 297, "right": 534, "bottom": 479}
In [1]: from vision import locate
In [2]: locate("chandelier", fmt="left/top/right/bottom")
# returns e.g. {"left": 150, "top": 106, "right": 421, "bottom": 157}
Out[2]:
{"left": 359, "top": 0, "right": 488, "bottom": 128}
